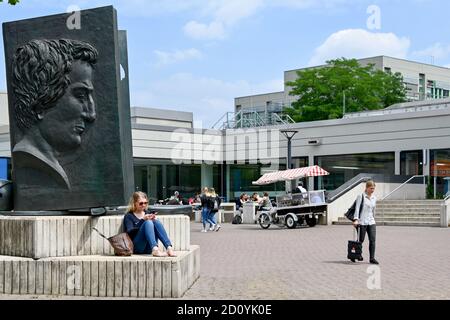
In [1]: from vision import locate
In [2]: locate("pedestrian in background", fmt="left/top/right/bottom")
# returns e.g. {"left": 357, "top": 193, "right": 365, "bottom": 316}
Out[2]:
{"left": 207, "top": 187, "right": 221, "bottom": 232}
{"left": 353, "top": 180, "right": 379, "bottom": 264}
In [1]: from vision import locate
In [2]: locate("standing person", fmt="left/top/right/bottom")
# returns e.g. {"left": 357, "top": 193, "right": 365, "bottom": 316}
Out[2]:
{"left": 200, "top": 187, "right": 215, "bottom": 232}
{"left": 296, "top": 181, "right": 308, "bottom": 196}
{"left": 352, "top": 180, "right": 379, "bottom": 264}
{"left": 207, "top": 188, "right": 222, "bottom": 232}
{"left": 123, "top": 191, "right": 177, "bottom": 257}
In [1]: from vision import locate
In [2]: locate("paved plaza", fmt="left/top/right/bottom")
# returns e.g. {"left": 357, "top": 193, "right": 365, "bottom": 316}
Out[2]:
{"left": 182, "top": 222, "right": 450, "bottom": 300}
{"left": 1, "top": 222, "right": 449, "bottom": 300}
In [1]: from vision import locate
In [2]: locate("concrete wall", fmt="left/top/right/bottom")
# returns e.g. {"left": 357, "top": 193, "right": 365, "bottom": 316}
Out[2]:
{"left": 0, "top": 126, "right": 10, "bottom": 157}
{"left": 235, "top": 92, "right": 285, "bottom": 112}
{"left": 0, "top": 92, "right": 8, "bottom": 126}
{"left": 444, "top": 197, "right": 450, "bottom": 227}
{"left": 132, "top": 125, "right": 223, "bottom": 163}
{"left": 131, "top": 107, "right": 193, "bottom": 129}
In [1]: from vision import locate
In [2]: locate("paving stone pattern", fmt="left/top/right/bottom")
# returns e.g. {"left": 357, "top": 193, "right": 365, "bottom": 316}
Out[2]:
{"left": 1, "top": 223, "right": 449, "bottom": 300}
{"left": 182, "top": 223, "right": 450, "bottom": 300}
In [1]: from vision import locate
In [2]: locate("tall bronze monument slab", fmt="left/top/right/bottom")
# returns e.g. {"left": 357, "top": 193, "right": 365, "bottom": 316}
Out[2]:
{"left": 2, "top": 6, "right": 134, "bottom": 211}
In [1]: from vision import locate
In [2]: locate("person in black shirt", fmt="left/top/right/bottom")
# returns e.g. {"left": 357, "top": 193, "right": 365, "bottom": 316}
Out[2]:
{"left": 123, "top": 191, "right": 176, "bottom": 257}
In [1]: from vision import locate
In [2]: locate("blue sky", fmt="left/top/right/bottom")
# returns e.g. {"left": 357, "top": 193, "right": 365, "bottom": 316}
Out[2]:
{"left": 1, "top": 0, "right": 449, "bottom": 127}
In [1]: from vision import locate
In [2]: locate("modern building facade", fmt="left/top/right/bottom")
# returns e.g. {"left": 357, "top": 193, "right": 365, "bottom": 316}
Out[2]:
{"left": 234, "top": 56, "right": 450, "bottom": 126}
{"left": 1, "top": 92, "right": 450, "bottom": 203}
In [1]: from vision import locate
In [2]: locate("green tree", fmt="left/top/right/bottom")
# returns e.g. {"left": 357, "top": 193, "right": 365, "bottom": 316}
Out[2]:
{"left": 284, "top": 58, "right": 407, "bottom": 122}
{"left": 0, "top": 0, "right": 20, "bottom": 4}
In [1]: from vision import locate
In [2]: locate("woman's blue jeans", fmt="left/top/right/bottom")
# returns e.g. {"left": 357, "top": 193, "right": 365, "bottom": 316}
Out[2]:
{"left": 202, "top": 207, "right": 215, "bottom": 229}
{"left": 133, "top": 220, "right": 172, "bottom": 254}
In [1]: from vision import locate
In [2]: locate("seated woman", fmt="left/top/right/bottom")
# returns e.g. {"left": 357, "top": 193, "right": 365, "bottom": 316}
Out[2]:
{"left": 123, "top": 191, "right": 177, "bottom": 257}
{"left": 259, "top": 192, "right": 273, "bottom": 211}
{"left": 251, "top": 192, "right": 261, "bottom": 202}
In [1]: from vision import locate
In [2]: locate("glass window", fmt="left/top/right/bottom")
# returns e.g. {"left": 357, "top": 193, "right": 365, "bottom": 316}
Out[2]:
{"left": 229, "top": 162, "right": 286, "bottom": 200}
{"left": 0, "top": 157, "right": 11, "bottom": 180}
{"left": 430, "top": 149, "right": 450, "bottom": 197}
{"left": 315, "top": 152, "right": 395, "bottom": 191}
{"left": 180, "top": 165, "right": 201, "bottom": 199}
{"left": 133, "top": 159, "right": 220, "bottom": 204}
{"left": 400, "top": 150, "right": 423, "bottom": 175}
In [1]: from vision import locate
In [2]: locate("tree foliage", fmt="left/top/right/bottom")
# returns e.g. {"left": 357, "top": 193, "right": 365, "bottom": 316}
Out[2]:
{"left": 0, "top": 0, "right": 20, "bottom": 4}
{"left": 284, "top": 58, "right": 407, "bottom": 122}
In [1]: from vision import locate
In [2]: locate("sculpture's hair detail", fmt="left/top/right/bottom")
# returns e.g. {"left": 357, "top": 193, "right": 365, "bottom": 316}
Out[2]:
{"left": 12, "top": 39, "right": 98, "bottom": 131}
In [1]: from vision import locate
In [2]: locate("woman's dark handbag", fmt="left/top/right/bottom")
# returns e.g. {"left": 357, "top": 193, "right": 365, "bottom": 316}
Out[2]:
{"left": 344, "top": 193, "right": 364, "bottom": 221}
{"left": 93, "top": 227, "right": 134, "bottom": 256}
{"left": 347, "top": 227, "right": 362, "bottom": 262}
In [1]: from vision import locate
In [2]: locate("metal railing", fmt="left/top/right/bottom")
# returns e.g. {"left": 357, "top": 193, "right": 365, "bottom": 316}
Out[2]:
{"left": 380, "top": 175, "right": 425, "bottom": 201}
{"left": 379, "top": 175, "right": 426, "bottom": 226}
{"left": 343, "top": 102, "right": 450, "bottom": 119}
{"left": 211, "top": 109, "right": 295, "bottom": 129}
{"left": 326, "top": 174, "right": 373, "bottom": 203}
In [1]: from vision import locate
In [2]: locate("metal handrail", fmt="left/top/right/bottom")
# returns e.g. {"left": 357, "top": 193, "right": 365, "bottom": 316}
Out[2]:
{"left": 327, "top": 176, "right": 371, "bottom": 202}
{"left": 380, "top": 175, "right": 425, "bottom": 201}
{"left": 378, "top": 175, "right": 425, "bottom": 226}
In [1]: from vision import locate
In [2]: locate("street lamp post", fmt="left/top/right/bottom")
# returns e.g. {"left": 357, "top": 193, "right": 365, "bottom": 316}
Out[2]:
{"left": 281, "top": 129, "right": 298, "bottom": 193}
{"left": 281, "top": 129, "right": 298, "bottom": 170}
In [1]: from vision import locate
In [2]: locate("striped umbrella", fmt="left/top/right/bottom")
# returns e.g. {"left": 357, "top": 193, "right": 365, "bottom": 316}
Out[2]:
{"left": 253, "top": 165, "right": 329, "bottom": 185}
{"left": 252, "top": 171, "right": 285, "bottom": 185}
{"left": 281, "top": 165, "right": 329, "bottom": 180}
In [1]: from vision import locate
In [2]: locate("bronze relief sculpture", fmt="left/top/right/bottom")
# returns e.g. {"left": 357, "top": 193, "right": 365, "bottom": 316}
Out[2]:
{"left": 11, "top": 39, "right": 98, "bottom": 190}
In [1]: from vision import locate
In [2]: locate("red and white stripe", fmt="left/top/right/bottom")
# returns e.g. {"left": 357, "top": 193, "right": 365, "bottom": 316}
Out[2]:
{"left": 252, "top": 165, "right": 329, "bottom": 185}
{"left": 281, "top": 165, "right": 329, "bottom": 180}
{"left": 252, "top": 171, "right": 285, "bottom": 185}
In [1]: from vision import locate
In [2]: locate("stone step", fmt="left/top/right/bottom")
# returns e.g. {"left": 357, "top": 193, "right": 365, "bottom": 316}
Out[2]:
{"left": 0, "top": 245, "right": 200, "bottom": 298}
{"left": 377, "top": 222, "right": 441, "bottom": 227}
{"left": 376, "top": 209, "right": 441, "bottom": 214}
{"left": 377, "top": 217, "right": 440, "bottom": 222}
{"left": 377, "top": 212, "right": 442, "bottom": 216}
{"left": 376, "top": 204, "right": 443, "bottom": 209}
{"left": 378, "top": 199, "right": 443, "bottom": 203}
{"left": 332, "top": 220, "right": 441, "bottom": 227}
{"left": 0, "top": 215, "right": 191, "bottom": 259}
{"left": 338, "top": 215, "right": 440, "bottom": 221}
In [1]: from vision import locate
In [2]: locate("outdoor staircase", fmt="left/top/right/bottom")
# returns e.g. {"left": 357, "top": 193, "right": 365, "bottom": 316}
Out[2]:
{"left": 333, "top": 200, "right": 444, "bottom": 227}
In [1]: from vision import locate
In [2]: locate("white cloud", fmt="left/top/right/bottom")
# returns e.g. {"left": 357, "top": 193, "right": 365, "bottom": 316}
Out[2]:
{"left": 183, "top": 0, "right": 263, "bottom": 40}
{"left": 131, "top": 73, "right": 283, "bottom": 128}
{"left": 412, "top": 43, "right": 450, "bottom": 61}
{"left": 182, "top": 0, "right": 351, "bottom": 40}
{"left": 153, "top": 48, "right": 203, "bottom": 67}
{"left": 308, "top": 29, "right": 411, "bottom": 66}
{"left": 183, "top": 21, "right": 226, "bottom": 40}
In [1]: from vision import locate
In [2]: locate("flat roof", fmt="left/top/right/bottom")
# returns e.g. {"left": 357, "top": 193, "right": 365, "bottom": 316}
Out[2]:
{"left": 131, "top": 106, "right": 193, "bottom": 123}
{"left": 235, "top": 91, "right": 284, "bottom": 100}
{"left": 284, "top": 55, "right": 450, "bottom": 73}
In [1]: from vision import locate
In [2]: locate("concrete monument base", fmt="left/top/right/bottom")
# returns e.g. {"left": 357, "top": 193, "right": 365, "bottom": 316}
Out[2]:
{"left": 0, "top": 245, "right": 200, "bottom": 298}
{"left": 0, "top": 215, "right": 191, "bottom": 259}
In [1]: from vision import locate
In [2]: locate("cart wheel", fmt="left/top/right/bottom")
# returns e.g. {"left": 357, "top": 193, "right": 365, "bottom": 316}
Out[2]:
{"left": 306, "top": 216, "right": 317, "bottom": 227}
{"left": 236, "top": 215, "right": 242, "bottom": 224}
{"left": 285, "top": 215, "right": 297, "bottom": 229}
{"left": 259, "top": 213, "right": 271, "bottom": 229}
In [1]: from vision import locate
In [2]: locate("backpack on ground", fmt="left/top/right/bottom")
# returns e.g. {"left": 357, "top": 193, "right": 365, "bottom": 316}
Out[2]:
{"left": 344, "top": 193, "right": 364, "bottom": 221}
{"left": 232, "top": 214, "right": 242, "bottom": 224}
